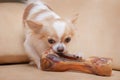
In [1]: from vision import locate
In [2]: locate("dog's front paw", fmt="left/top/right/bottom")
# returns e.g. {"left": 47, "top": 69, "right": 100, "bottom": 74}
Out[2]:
{"left": 73, "top": 52, "right": 84, "bottom": 61}
{"left": 29, "top": 60, "right": 40, "bottom": 69}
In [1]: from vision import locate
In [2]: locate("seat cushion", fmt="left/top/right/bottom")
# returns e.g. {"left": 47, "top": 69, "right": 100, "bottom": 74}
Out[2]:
{"left": 0, "top": 64, "right": 120, "bottom": 80}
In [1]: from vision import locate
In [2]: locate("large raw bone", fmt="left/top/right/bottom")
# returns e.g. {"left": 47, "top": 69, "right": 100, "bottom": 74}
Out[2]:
{"left": 40, "top": 49, "right": 112, "bottom": 76}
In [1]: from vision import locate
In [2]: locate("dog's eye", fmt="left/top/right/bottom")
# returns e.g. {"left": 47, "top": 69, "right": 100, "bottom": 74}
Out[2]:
{"left": 48, "top": 39, "right": 56, "bottom": 44}
{"left": 65, "top": 37, "right": 71, "bottom": 43}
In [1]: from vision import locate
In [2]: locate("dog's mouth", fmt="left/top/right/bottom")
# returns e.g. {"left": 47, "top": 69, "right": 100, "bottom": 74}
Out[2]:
{"left": 55, "top": 52, "right": 65, "bottom": 57}
{"left": 52, "top": 49, "right": 79, "bottom": 60}
{"left": 55, "top": 52, "right": 78, "bottom": 60}
{"left": 52, "top": 49, "right": 66, "bottom": 57}
{"left": 55, "top": 52, "right": 82, "bottom": 60}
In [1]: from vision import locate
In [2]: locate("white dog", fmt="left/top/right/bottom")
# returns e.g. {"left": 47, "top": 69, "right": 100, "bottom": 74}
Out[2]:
{"left": 23, "top": 0, "right": 80, "bottom": 69}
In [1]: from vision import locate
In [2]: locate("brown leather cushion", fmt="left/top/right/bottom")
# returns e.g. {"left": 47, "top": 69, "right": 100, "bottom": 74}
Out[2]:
{"left": 0, "top": 0, "right": 120, "bottom": 70}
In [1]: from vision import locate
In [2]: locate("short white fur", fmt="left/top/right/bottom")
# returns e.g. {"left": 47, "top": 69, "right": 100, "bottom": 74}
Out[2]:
{"left": 35, "top": 11, "right": 60, "bottom": 21}
{"left": 28, "top": 1, "right": 60, "bottom": 20}
{"left": 24, "top": 35, "right": 40, "bottom": 69}
{"left": 28, "top": 2, "right": 48, "bottom": 18}
{"left": 53, "top": 21, "right": 66, "bottom": 38}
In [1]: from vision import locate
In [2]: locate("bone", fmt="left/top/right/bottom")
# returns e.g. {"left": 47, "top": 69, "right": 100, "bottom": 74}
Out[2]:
{"left": 40, "top": 49, "right": 112, "bottom": 76}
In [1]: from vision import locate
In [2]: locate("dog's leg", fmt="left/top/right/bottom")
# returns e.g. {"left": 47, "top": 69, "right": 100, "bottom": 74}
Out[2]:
{"left": 24, "top": 42, "right": 40, "bottom": 69}
{"left": 41, "top": 54, "right": 112, "bottom": 76}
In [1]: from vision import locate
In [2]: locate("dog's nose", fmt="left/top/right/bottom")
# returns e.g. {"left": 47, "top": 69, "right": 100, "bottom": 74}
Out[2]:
{"left": 57, "top": 47, "right": 64, "bottom": 53}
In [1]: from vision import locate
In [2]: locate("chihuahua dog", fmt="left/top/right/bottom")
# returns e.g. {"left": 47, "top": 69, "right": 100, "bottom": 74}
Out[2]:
{"left": 23, "top": 0, "right": 79, "bottom": 69}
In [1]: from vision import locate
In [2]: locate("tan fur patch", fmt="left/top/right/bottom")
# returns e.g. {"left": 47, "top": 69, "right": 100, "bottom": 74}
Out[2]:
{"left": 23, "top": 3, "right": 34, "bottom": 21}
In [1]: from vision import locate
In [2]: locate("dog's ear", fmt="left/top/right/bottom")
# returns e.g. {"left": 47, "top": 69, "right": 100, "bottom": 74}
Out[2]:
{"left": 26, "top": 20, "right": 43, "bottom": 33}
{"left": 70, "top": 13, "right": 79, "bottom": 24}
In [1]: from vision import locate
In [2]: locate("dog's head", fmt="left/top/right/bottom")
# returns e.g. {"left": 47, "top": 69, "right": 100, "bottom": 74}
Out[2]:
{"left": 26, "top": 15, "right": 78, "bottom": 54}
